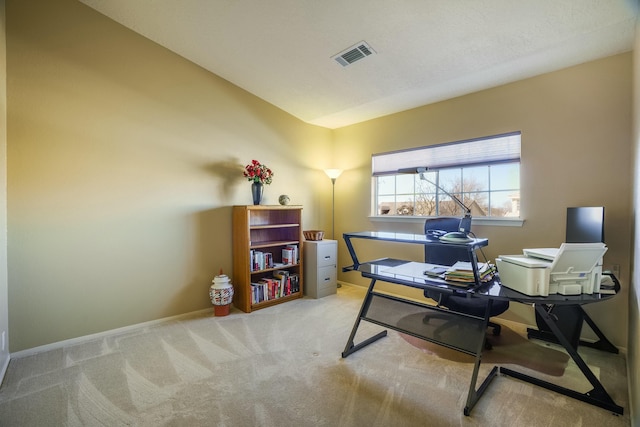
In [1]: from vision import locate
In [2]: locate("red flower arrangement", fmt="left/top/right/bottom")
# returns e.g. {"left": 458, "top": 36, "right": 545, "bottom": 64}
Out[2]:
{"left": 243, "top": 160, "right": 273, "bottom": 185}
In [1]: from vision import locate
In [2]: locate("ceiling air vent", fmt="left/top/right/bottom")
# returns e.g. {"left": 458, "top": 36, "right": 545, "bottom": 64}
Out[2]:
{"left": 332, "top": 41, "right": 376, "bottom": 67}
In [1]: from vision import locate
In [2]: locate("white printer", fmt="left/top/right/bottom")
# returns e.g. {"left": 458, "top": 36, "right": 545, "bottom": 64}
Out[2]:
{"left": 496, "top": 243, "right": 607, "bottom": 296}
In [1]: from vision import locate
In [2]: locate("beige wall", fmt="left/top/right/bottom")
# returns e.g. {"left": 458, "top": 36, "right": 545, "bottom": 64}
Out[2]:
{"left": 6, "top": 0, "right": 332, "bottom": 351}
{"left": 0, "top": 0, "right": 9, "bottom": 372}
{"left": 333, "top": 53, "right": 633, "bottom": 350}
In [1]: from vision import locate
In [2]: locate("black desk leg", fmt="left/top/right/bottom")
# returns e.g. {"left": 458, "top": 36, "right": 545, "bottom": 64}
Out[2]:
{"left": 342, "top": 235, "right": 360, "bottom": 272}
{"left": 503, "top": 304, "right": 623, "bottom": 415}
{"left": 463, "top": 299, "right": 500, "bottom": 416}
{"left": 527, "top": 305, "right": 619, "bottom": 354}
{"left": 341, "top": 278, "right": 387, "bottom": 358}
{"left": 580, "top": 307, "right": 619, "bottom": 354}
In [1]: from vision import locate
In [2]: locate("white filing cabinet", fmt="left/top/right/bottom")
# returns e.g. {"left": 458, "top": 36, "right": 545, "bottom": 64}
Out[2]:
{"left": 303, "top": 239, "right": 337, "bottom": 298}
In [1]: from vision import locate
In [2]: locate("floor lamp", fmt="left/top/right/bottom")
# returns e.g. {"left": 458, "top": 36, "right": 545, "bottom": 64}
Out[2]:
{"left": 325, "top": 169, "right": 342, "bottom": 288}
{"left": 324, "top": 169, "right": 343, "bottom": 240}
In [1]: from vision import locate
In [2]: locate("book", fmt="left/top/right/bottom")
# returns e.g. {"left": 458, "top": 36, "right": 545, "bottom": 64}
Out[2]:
{"left": 273, "top": 270, "right": 289, "bottom": 280}
{"left": 285, "top": 244, "right": 299, "bottom": 264}
{"left": 282, "top": 248, "right": 293, "bottom": 265}
{"left": 289, "top": 273, "right": 300, "bottom": 293}
{"left": 424, "top": 266, "right": 448, "bottom": 277}
{"left": 251, "top": 251, "right": 265, "bottom": 271}
{"left": 264, "top": 252, "right": 274, "bottom": 269}
{"left": 250, "top": 282, "right": 264, "bottom": 303}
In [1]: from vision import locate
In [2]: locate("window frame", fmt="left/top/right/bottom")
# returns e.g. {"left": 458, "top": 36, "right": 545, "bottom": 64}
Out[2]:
{"left": 371, "top": 132, "right": 523, "bottom": 225}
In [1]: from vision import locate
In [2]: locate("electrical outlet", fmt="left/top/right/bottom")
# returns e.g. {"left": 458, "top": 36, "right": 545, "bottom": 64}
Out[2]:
{"left": 1, "top": 331, "right": 5, "bottom": 352}
{"left": 604, "top": 264, "right": 621, "bottom": 279}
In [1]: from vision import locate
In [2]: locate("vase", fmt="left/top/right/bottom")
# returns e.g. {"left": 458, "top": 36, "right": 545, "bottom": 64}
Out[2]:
{"left": 210, "top": 273, "right": 234, "bottom": 316}
{"left": 251, "top": 182, "right": 263, "bottom": 205}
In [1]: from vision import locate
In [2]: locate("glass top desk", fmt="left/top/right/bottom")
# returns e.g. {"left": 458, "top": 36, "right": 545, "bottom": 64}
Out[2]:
{"left": 341, "top": 231, "right": 623, "bottom": 417}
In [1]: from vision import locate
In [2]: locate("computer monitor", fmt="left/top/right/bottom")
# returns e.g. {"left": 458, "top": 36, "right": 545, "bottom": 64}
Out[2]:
{"left": 566, "top": 207, "right": 605, "bottom": 243}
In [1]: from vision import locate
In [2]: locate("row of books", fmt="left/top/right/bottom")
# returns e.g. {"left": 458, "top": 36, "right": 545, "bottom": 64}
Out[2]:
{"left": 251, "top": 271, "right": 300, "bottom": 304}
{"left": 443, "top": 261, "right": 496, "bottom": 285}
{"left": 250, "top": 245, "right": 299, "bottom": 272}
{"left": 250, "top": 250, "right": 273, "bottom": 271}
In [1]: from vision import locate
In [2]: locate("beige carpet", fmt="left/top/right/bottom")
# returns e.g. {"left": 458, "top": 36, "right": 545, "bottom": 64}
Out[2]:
{"left": 400, "top": 323, "right": 571, "bottom": 377}
{"left": 0, "top": 284, "right": 631, "bottom": 426}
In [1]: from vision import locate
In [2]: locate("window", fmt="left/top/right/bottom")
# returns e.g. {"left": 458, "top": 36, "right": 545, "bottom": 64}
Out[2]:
{"left": 373, "top": 132, "right": 521, "bottom": 218}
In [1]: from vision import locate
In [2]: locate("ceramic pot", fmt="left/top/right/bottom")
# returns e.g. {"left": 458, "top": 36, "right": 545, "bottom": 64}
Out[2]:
{"left": 210, "top": 274, "right": 234, "bottom": 316}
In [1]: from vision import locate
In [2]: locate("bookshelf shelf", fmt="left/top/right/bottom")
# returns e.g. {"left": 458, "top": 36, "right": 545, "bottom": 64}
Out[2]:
{"left": 251, "top": 223, "right": 300, "bottom": 230}
{"left": 249, "top": 263, "right": 300, "bottom": 275}
{"left": 233, "top": 205, "right": 304, "bottom": 313}
{"left": 250, "top": 240, "right": 300, "bottom": 249}
{"left": 249, "top": 292, "right": 301, "bottom": 310}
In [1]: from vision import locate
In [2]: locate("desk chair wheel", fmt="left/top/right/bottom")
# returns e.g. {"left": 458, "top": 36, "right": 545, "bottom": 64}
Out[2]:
{"left": 491, "top": 324, "right": 501, "bottom": 336}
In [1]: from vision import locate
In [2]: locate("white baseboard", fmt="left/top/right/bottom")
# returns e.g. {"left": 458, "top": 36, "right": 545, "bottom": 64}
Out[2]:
{"left": 11, "top": 308, "right": 213, "bottom": 360}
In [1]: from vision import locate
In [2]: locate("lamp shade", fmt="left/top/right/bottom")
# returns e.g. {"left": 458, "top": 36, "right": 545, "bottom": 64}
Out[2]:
{"left": 324, "top": 169, "right": 343, "bottom": 180}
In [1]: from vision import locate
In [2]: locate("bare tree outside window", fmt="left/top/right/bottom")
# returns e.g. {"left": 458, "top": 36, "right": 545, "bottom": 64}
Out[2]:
{"left": 375, "top": 164, "right": 519, "bottom": 218}
{"left": 372, "top": 132, "right": 521, "bottom": 218}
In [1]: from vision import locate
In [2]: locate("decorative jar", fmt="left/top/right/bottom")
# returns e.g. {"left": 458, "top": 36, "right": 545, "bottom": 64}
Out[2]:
{"left": 209, "top": 273, "right": 234, "bottom": 316}
{"left": 278, "top": 194, "right": 290, "bottom": 205}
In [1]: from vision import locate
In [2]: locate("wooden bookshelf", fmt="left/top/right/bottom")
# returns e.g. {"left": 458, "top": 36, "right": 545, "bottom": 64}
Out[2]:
{"left": 232, "top": 205, "right": 304, "bottom": 312}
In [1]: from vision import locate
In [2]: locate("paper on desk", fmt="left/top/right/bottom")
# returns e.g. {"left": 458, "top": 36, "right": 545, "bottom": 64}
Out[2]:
{"left": 380, "top": 262, "right": 437, "bottom": 280}
{"left": 450, "top": 261, "right": 490, "bottom": 272}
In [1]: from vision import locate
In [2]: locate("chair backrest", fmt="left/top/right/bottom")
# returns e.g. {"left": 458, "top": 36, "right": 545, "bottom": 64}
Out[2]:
{"left": 424, "top": 217, "right": 471, "bottom": 266}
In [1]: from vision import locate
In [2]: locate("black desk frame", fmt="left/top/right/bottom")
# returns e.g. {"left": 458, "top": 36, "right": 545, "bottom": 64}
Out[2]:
{"left": 341, "top": 231, "right": 623, "bottom": 416}
{"left": 526, "top": 289, "right": 620, "bottom": 354}
{"left": 501, "top": 304, "right": 622, "bottom": 415}
{"left": 341, "top": 268, "right": 498, "bottom": 416}
{"left": 342, "top": 232, "right": 498, "bottom": 416}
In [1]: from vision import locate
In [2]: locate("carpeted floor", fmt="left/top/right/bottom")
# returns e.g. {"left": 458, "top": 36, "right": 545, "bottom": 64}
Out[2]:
{"left": 0, "top": 284, "right": 631, "bottom": 426}
{"left": 400, "top": 323, "right": 571, "bottom": 377}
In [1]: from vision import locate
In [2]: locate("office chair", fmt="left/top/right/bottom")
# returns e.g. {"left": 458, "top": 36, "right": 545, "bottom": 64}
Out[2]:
{"left": 423, "top": 217, "right": 509, "bottom": 349}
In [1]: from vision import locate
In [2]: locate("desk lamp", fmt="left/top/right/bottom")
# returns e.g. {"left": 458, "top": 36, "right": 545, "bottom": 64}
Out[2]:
{"left": 398, "top": 166, "right": 472, "bottom": 235}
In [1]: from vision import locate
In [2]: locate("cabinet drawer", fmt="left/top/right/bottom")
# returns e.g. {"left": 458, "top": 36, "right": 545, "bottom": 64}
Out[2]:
{"left": 317, "top": 242, "right": 337, "bottom": 267}
{"left": 317, "top": 265, "right": 337, "bottom": 289}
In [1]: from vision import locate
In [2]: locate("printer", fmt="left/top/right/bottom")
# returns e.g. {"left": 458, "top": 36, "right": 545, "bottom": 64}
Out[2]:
{"left": 496, "top": 243, "right": 607, "bottom": 296}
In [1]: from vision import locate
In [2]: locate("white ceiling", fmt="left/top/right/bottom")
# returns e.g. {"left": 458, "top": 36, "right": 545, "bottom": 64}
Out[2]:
{"left": 79, "top": 0, "right": 638, "bottom": 129}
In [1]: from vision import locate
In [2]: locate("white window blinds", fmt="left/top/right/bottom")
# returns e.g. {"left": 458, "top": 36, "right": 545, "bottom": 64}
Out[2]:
{"left": 372, "top": 132, "right": 521, "bottom": 176}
